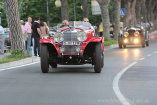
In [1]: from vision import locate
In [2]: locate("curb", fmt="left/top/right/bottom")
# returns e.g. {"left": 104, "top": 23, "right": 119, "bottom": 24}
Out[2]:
{"left": 0, "top": 56, "right": 40, "bottom": 69}
{"left": 104, "top": 44, "right": 118, "bottom": 51}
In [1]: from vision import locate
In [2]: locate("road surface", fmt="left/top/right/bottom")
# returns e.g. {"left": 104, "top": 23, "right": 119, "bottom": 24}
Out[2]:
{"left": 0, "top": 33, "right": 157, "bottom": 105}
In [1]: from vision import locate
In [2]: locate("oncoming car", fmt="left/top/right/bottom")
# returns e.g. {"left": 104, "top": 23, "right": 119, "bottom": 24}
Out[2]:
{"left": 118, "top": 26, "right": 149, "bottom": 48}
{"left": 40, "top": 21, "right": 104, "bottom": 73}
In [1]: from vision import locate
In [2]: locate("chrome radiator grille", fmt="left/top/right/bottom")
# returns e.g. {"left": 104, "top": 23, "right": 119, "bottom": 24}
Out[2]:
{"left": 128, "top": 30, "right": 135, "bottom": 37}
{"left": 63, "top": 31, "right": 78, "bottom": 41}
{"left": 63, "top": 45, "right": 78, "bottom": 55}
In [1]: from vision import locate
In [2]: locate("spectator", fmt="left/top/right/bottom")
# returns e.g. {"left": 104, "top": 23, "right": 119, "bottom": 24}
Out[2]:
{"left": 24, "top": 17, "right": 32, "bottom": 55}
{"left": 0, "top": 25, "right": 4, "bottom": 54}
{"left": 32, "top": 16, "right": 42, "bottom": 57}
{"left": 99, "top": 22, "right": 103, "bottom": 37}
{"left": 60, "top": 20, "right": 69, "bottom": 28}
{"left": 44, "top": 22, "right": 49, "bottom": 35}
{"left": 110, "top": 27, "right": 114, "bottom": 38}
{"left": 20, "top": 20, "right": 25, "bottom": 47}
{"left": 40, "top": 21, "right": 48, "bottom": 37}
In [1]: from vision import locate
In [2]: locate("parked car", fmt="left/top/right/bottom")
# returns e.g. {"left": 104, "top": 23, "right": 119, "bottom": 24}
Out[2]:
{"left": 40, "top": 21, "right": 104, "bottom": 73}
{"left": 118, "top": 26, "right": 149, "bottom": 48}
{"left": 4, "top": 28, "right": 11, "bottom": 46}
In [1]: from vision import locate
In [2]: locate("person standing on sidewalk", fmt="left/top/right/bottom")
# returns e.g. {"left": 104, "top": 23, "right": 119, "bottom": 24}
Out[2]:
{"left": 20, "top": 20, "right": 25, "bottom": 47}
{"left": 24, "top": 17, "right": 32, "bottom": 55}
{"left": 0, "top": 25, "right": 4, "bottom": 54}
{"left": 32, "top": 16, "right": 42, "bottom": 57}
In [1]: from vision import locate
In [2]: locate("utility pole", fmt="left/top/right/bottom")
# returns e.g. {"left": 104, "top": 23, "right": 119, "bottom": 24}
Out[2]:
{"left": 47, "top": 0, "right": 50, "bottom": 26}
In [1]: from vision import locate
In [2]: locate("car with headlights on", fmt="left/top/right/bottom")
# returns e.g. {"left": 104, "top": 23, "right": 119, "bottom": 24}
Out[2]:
{"left": 40, "top": 21, "right": 104, "bottom": 73}
{"left": 118, "top": 26, "right": 149, "bottom": 48}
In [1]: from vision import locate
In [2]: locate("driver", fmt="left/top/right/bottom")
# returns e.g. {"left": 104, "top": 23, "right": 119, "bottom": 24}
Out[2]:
{"left": 60, "top": 20, "right": 69, "bottom": 28}
{"left": 83, "top": 18, "right": 89, "bottom": 22}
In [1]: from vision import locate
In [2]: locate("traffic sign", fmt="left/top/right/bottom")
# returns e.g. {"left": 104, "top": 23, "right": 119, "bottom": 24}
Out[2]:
{"left": 120, "top": 8, "right": 125, "bottom": 16}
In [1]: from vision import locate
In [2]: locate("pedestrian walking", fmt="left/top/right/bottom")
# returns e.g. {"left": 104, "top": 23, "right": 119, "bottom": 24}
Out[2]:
{"left": 99, "top": 22, "right": 103, "bottom": 37}
{"left": 32, "top": 16, "right": 42, "bottom": 57}
{"left": 24, "top": 17, "right": 32, "bottom": 55}
{"left": 0, "top": 25, "right": 4, "bottom": 54}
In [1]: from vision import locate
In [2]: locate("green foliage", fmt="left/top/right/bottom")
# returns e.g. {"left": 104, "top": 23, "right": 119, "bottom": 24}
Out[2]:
{"left": 0, "top": 49, "right": 30, "bottom": 64}
{"left": 0, "top": 0, "right": 115, "bottom": 27}
{"left": 104, "top": 36, "right": 117, "bottom": 46}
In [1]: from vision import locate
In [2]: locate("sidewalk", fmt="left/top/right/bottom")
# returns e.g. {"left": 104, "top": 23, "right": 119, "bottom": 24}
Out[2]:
{"left": 0, "top": 53, "right": 11, "bottom": 59}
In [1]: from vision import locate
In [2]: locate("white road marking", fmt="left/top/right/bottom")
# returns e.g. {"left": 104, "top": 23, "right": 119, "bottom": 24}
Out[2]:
{"left": 113, "top": 62, "right": 137, "bottom": 105}
{"left": 0, "top": 61, "right": 40, "bottom": 72}
{"left": 139, "top": 58, "right": 145, "bottom": 60}
{"left": 147, "top": 54, "right": 152, "bottom": 57}
{"left": 154, "top": 51, "right": 157, "bottom": 53}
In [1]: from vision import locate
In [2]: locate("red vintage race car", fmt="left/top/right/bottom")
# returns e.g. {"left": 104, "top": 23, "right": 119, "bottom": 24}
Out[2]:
{"left": 40, "top": 21, "right": 104, "bottom": 73}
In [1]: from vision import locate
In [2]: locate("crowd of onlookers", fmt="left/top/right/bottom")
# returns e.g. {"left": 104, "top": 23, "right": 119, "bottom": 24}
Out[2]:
{"left": 8, "top": 16, "right": 49, "bottom": 56}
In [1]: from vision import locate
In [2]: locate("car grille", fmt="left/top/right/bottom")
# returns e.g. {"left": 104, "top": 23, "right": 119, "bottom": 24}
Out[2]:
{"left": 63, "top": 45, "right": 79, "bottom": 55}
{"left": 63, "top": 31, "right": 78, "bottom": 41}
{"left": 128, "top": 30, "right": 135, "bottom": 37}
{"left": 63, "top": 31, "right": 80, "bottom": 55}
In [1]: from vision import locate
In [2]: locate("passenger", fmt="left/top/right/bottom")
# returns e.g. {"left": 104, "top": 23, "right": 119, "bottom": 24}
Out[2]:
{"left": 60, "top": 20, "right": 69, "bottom": 28}
{"left": 40, "top": 21, "right": 48, "bottom": 37}
{"left": 83, "top": 18, "right": 89, "bottom": 22}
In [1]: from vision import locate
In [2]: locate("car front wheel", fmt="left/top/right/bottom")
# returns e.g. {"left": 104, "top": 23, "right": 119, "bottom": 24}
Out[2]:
{"left": 118, "top": 36, "right": 122, "bottom": 48}
{"left": 94, "top": 42, "right": 102, "bottom": 73}
{"left": 40, "top": 44, "right": 49, "bottom": 73}
{"left": 142, "top": 37, "right": 146, "bottom": 48}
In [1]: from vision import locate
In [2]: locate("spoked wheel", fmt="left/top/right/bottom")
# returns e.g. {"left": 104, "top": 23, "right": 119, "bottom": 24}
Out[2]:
{"left": 40, "top": 44, "right": 49, "bottom": 73}
{"left": 142, "top": 37, "right": 146, "bottom": 48}
{"left": 94, "top": 42, "right": 102, "bottom": 73}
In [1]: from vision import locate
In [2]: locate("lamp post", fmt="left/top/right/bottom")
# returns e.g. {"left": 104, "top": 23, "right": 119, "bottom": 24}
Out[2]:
{"left": 47, "top": 0, "right": 50, "bottom": 26}
{"left": 91, "top": 0, "right": 99, "bottom": 25}
{"left": 0, "top": 12, "right": 1, "bottom": 25}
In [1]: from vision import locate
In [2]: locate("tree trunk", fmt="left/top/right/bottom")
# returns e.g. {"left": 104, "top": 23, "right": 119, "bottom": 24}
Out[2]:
{"left": 113, "top": 0, "right": 121, "bottom": 41}
{"left": 81, "top": 0, "right": 89, "bottom": 18}
{"left": 136, "top": 0, "right": 145, "bottom": 24}
{"left": 142, "top": 1, "right": 147, "bottom": 22}
{"left": 123, "top": 0, "right": 131, "bottom": 27}
{"left": 130, "top": 0, "right": 137, "bottom": 25}
{"left": 96, "top": 0, "right": 111, "bottom": 38}
{"left": 61, "top": 0, "right": 69, "bottom": 21}
{"left": 3, "top": 0, "right": 25, "bottom": 52}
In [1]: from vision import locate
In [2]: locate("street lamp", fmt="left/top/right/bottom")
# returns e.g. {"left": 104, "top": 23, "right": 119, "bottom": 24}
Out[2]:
{"left": 55, "top": 0, "right": 61, "bottom": 7}
{"left": 47, "top": 0, "right": 50, "bottom": 26}
{"left": 91, "top": 0, "right": 99, "bottom": 6}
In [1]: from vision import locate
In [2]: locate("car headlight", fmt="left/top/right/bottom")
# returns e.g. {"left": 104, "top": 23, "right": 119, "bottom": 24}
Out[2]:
{"left": 124, "top": 32, "right": 129, "bottom": 37}
{"left": 54, "top": 32, "right": 64, "bottom": 42}
{"left": 77, "top": 31, "right": 87, "bottom": 41}
{"left": 134, "top": 31, "right": 139, "bottom": 36}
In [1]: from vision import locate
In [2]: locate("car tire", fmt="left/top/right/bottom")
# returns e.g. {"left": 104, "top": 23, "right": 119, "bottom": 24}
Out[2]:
{"left": 101, "top": 54, "right": 104, "bottom": 68}
{"left": 40, "top": 44, "right": 49, "bottom": 73}
{"left": 50, "top": 63, "right": 57, "bottom": 68}
{"left": 94, "top": 42, "right": 102, "bottom": 73}
{"left": 118, "top": 37, "right": 122, "bottom": 48}
{"left": 146, "top": 39, "right": 149, "bottom": 46}
{"left": 123, "top": 45, "right": 126, "bottom": 48}
{"left": 142, "top": 37, "right": 146, "bottom": 48}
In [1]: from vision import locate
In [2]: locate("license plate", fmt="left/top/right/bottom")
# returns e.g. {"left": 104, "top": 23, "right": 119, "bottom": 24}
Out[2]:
{"left": 62, "top": 41, "right": 81, "bottom": 45}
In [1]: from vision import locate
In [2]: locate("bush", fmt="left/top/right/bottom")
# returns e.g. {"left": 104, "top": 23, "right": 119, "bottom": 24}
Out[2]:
{"left": 104, "top": 37, "right": 117, "bottom": 46}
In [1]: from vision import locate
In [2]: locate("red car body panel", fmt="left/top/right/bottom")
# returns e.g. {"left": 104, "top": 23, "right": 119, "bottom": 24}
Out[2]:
{"left": 40, "top": 27, "right": 104, "bottom": 55}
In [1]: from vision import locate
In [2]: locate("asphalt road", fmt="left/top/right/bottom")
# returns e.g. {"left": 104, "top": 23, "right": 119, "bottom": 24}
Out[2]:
{"left": 0, "top": 34, "right": 157, "bottom": 105}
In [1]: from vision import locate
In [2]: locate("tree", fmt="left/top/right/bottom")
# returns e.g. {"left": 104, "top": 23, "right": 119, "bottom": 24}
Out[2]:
{"left": 81, "top": 0, "right": 89, "bottom": 18}
{"left": 135, "top": 0, "right": 145, "bottom": 24}
{"left": 3, "top": 0, "right": 25, "bottom": 52}
{"left": 96, "top": 0, "right": 111, "bottom": 38}
{"left": 123, "top": 0, "right": 137, "bottom": 27}
{"left": 61, "top": 0, "right": 69, "bottom": 21}
{"left": 113, "top": 0, "right": 121, "bottom": 41}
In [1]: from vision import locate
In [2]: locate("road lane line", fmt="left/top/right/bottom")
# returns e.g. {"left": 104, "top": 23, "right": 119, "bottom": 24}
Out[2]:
{"left": 154, "top": 51, "right": 157, "bottom": 53}
{"left": 139, "top": 58, "right": 145, "bottom": 60}
{"left": 0, "top": 61, "right": 40, "bottom": 72}
{"left": 147, "top": 54, "right": 152, "bottom": 57}
{"left": 113, "top": 62, "right": 137, "bottom": 105}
